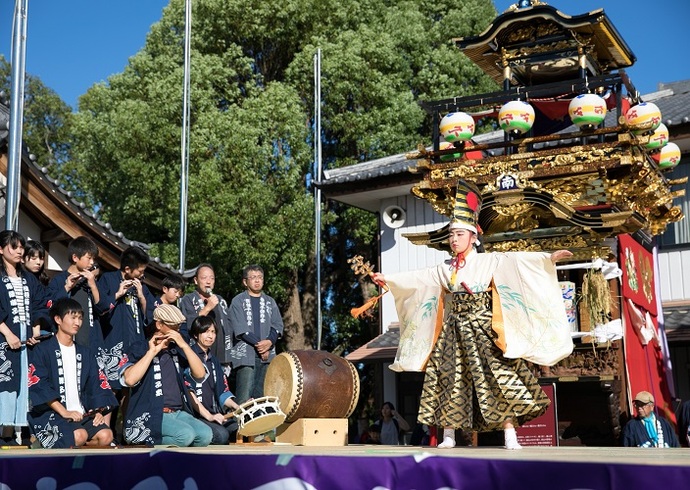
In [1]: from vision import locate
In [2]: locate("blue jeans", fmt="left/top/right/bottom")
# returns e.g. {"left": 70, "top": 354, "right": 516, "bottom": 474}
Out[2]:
{"left": 161, "top": 410, "right": 213, "bottom": 447}
{"left": 234, "top": 357, "right": 268, "bottom": 404}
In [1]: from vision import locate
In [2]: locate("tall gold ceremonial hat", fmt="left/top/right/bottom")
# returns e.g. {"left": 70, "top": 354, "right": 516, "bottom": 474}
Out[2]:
{"left": 449, "top": 179, "right": 482, "bottom": 234}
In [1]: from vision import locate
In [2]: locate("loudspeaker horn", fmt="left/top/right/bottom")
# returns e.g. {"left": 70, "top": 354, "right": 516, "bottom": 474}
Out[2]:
{"left": 382, "top": 205, "right": 406, "bottom": 229}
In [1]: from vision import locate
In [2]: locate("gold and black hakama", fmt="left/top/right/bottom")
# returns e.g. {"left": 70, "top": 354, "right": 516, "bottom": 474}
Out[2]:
{"left": 417, "top": 290, "right": 549, "bottom": 431}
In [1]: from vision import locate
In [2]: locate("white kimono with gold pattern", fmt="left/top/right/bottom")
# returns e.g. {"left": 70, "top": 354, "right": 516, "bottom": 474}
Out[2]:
{"left": 387, "top": 250, "right": 573, "bottom": 372}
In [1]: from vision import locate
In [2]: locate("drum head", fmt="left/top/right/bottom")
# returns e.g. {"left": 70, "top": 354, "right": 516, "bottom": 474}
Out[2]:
{"left": 264, "top": 354, "right": 298, "bottom": 419}
{"left": 236, "top": 397, "right": 286, "bottom": 437}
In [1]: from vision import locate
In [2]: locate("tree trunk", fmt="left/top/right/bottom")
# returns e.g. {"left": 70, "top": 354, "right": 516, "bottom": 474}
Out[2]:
{"left": 282, "top": 268, "right": 311, "bottom": 351}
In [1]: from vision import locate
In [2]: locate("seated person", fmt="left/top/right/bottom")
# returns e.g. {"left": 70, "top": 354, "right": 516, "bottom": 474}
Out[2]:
{"left": 186, "top": 316, "right": 241, "bottom": 444}
{"left": 28, "top": 298, "right": 117, "bottom": 448}
{"left": 360, "top": 424, "right": 381, "bottom": 444}
{"left": 622, "top": 391, "right": 680, "bottom": 448}
{"left": 119, "top": 304, "right": 212, "bottom": 447}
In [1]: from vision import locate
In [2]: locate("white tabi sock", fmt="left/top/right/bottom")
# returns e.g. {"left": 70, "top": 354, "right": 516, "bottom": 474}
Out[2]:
{"left": 504, "top": 427, "right": 522, "bottom": 450}
{"left": 437, "top": 428, "right": 456, "bottom": 449}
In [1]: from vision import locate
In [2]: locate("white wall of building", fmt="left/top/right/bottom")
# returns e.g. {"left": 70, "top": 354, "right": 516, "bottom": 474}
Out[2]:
{"left": 658, "top": 249, "right": 690, "bottom": 303}
{"left": 378, "top": 195, "right": 449, "bottom": 332}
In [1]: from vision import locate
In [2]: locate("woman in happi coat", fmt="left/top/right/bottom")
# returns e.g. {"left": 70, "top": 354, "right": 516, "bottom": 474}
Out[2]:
{"left": 186, "top": 315, "right": 241, "bottom": 444}
{"left": 371, "top": 180, "right": 574, "bottom": 449}
{"left": 0, "top": 230, "right": 52, "bottom": 436}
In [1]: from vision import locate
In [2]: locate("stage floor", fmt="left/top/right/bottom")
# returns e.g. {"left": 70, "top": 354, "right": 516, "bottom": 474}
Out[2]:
{"left": 1, "top": 444, "right": 688, "bottom": 489}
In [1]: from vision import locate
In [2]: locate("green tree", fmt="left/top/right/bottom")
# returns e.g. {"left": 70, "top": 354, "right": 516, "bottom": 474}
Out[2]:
{"left": 0, "top": 56, "right": 73, "bottom": 174}
{"left": 59, "top": 0, "right": 498, "bottom": 353}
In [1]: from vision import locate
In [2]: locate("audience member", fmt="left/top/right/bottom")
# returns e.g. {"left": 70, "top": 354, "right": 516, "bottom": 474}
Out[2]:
{"left": 622, "top": 391, "right": 680, "bottom": 448}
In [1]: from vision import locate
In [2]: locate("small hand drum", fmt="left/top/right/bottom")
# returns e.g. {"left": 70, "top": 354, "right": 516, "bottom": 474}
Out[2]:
{"left": 233, "top": 396, "right": 286, "bottom": 437}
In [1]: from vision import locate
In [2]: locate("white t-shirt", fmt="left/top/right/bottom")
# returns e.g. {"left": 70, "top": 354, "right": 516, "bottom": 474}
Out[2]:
{"left": 60, "top": 343, "right": 84, "bottom": 414}
{"left": 380, "top": 419, "right": 400, "bottom": 445}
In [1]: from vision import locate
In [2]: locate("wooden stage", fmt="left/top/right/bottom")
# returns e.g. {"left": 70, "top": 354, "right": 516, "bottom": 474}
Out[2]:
{"left": 1, "top": 444, "right": 689, "bottom": 489}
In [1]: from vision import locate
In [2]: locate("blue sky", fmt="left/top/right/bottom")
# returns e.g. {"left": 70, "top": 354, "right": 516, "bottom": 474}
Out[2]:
{"left": 1, "top": 1, "right": 689, "bottom": 109}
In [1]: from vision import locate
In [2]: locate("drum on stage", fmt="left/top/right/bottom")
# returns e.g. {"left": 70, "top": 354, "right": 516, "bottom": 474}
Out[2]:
{"left": 232, "top": 396, "right": 286, "bottom": 437}
{"left": 264, "top": 350, "right": 360, "bottom": 423}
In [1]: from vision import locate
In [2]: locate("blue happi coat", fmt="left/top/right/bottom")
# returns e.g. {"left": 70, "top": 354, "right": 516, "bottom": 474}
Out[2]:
{"left": 98, "top": 271, "right": 155, "bottom": 389}
{"left": 0, "top": 271, "right": 52, "bottom": 426}
{"left": 186, "top": 343, "right": 235, "bottom": 415}
{"left": 119, "top": 339, "right": 205, "bottom": 445}
{"left": 27, "top": 336, "right": 117, "bottom": 448}
{"left": 49, "top": 271, "right": 110, "bottom": 362}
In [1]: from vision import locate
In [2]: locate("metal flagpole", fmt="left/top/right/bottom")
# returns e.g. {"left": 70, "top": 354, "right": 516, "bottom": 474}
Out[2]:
{"left": 5, "top": 0, "right": 30, "bottom": 230}
{"left": 314, "top": 49, "right": 323, "bottom": 350}
{"left": 178, "top": 0, "right": 192, "bottom": 272}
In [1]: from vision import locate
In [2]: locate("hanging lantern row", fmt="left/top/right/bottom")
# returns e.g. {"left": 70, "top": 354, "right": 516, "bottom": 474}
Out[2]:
{"left": 437, "top": 97, "right": 680, "bottom": 169}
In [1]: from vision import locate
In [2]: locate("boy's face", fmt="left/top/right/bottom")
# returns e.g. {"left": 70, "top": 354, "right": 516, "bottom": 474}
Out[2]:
{"left": 55, "top": 311, "right": 83, "bottom": 336}
{"left": 73, "top": 253, "right": 95, "bottom": 272}
{"left": 124, "top": 264, "right": 147, "bottom": 280}
{"left": 162, "top": 286, "right": 182, "bottom": 303}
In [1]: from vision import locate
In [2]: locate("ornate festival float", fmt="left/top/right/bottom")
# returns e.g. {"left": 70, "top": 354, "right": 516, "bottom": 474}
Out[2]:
{"left": 399, "top": 0, "right": 685, "bottom": 445}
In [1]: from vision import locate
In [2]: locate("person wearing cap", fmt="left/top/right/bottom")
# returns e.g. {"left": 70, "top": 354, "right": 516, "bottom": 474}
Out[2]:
{"left": 118, "top": 304, "right": 212, "bottom": 447}
{"left": 371, "top": 180, "right": 574, "bottom": 450}
{"left": 622, "top": 391, "right": 679, "bottom": 448}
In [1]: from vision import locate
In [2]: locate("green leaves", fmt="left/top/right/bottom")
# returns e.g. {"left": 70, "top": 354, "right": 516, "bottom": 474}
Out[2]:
{"left": 16, "top": 0, "right": 497, "bottom": 351}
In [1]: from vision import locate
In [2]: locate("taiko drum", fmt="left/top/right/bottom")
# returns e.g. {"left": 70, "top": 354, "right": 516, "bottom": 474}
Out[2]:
{"left": 264, "top": 350, "right": 360, "bottom": 423}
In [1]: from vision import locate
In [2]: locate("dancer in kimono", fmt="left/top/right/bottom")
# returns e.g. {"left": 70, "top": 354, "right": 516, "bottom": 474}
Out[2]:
{"left": 119, "top": 304, "right": 212, "bottom": 447}
{"left": 186, "top": 315, "right": 241, "bottom": 444}
{"left": 28, "top": 298, "right": 116, "bottom": 448}
{"left": 0, "top": 230, "right": 52, "bottom": 443}
{"left": 371, "top": 180, "right": 574, "bottom": 449}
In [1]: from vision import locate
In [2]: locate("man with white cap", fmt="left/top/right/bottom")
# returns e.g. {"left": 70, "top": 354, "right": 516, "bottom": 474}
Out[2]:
{"left": 622, "top": 391, "right": 679, "bottom": 448}
{"left": 118, "top": 304, "right": 212, "bottom": 447}
{"left": 372, "top": 179, "right": 574, "bottom": 450}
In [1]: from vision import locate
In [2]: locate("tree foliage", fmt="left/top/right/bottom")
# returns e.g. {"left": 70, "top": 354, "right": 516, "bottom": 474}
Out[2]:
{"left": 51, "top": 0, "right": 498, "bottom": 352}
{"left": 0, "top": 56, "right": 73, "bottom": 172}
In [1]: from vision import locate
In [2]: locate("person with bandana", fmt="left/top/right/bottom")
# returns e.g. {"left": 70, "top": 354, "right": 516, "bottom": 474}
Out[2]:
{"left": 371, "top": 180, "right": 574, "bottom": 450}
{"left": 622, "top": 391, "right": 679, "bottom": 448}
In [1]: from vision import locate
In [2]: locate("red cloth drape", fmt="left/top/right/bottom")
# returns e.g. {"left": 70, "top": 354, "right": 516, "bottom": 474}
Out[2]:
{"left": 619, "top": 234, "right": 676, "bottom": 424}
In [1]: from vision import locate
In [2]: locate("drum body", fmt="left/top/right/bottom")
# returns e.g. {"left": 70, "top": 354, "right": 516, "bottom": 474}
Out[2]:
{"left": 264, "top": 350, "right": 360, "bottom": 423}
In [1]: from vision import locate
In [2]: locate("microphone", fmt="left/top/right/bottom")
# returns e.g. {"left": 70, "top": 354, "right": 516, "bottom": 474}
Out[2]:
{"left": 204, "top": 288, "right": 212, "bottom": 306}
